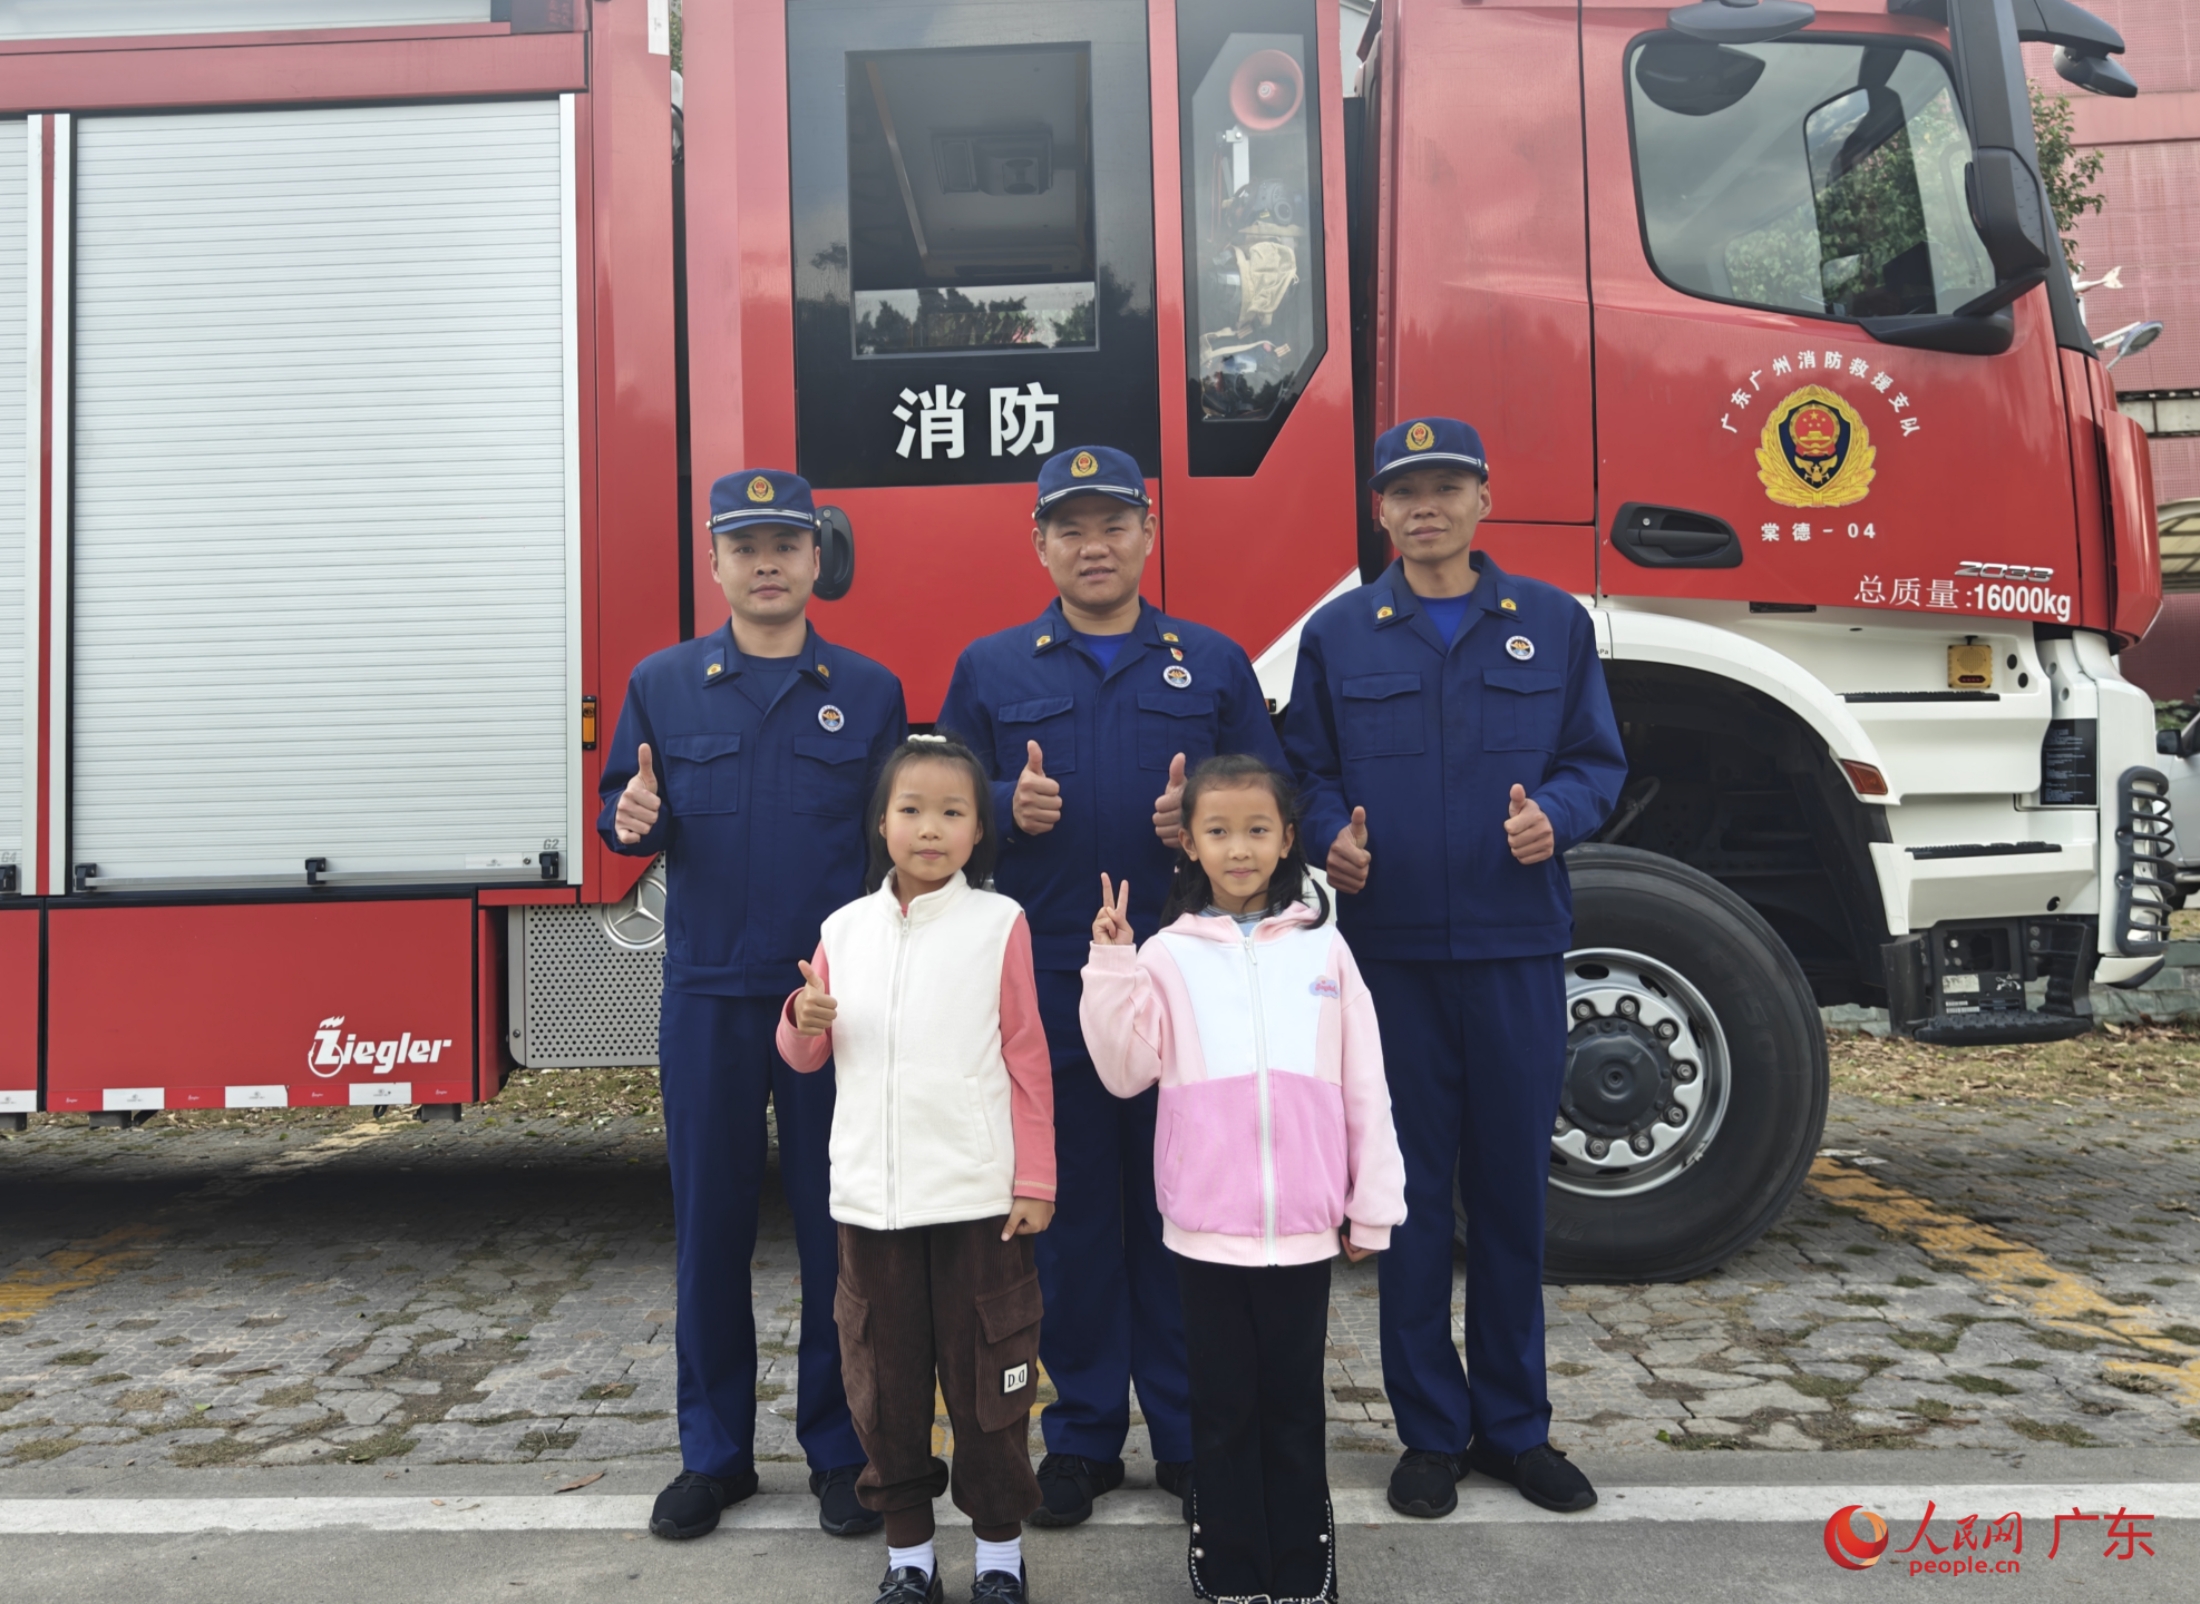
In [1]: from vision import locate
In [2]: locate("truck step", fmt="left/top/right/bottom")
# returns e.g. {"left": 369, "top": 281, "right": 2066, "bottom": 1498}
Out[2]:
{"left": 1911, "top": 1010, "right": 2092, "bottom": 1046}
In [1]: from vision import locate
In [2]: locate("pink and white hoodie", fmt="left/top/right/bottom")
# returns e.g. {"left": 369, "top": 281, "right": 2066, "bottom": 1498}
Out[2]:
{"left": 1080, "top": 903, "right": 1406, "bottom": 1268}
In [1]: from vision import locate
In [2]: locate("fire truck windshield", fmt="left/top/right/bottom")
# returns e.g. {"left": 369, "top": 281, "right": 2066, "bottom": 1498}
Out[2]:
{"left": 1627, "top": 37, "right": 1997, "bottom": 324}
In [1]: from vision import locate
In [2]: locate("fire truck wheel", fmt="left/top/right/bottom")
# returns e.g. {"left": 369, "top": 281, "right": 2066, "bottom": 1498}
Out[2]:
{"left": 1449, "top": 845, "right": 1829, "bottom": 1283}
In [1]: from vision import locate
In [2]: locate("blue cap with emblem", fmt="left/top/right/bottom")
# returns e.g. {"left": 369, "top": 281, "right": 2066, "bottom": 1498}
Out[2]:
{"left": 708, "top": 468, "right": 819, "bottom": 536}
{"left": 1034, "top": 445, "right": 1149, "bottom": 516}
{"left": 1368, "top": 417, "right": 1489, "bottom": 491}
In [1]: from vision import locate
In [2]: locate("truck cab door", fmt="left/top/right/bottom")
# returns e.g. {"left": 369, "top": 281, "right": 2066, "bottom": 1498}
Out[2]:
{"left": 1582, "top": 3, "right": 2079, "bottom": 621}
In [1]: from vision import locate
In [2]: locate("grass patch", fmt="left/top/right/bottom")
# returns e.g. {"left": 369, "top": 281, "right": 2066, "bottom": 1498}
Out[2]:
{"left": 1993, "top": 1359, "right": 2047, "bottom": 1371}
{"left": 1783, "top": 1374, "right": 1858, "bottom": 1400}
{"left": 343, "top": 1428, "right": 419, "bottom": 1464}
{"left": 1656, "top": 1429, "right": 1742, "bottom": 1450}
{"left": 2009, "top": 1417, "right": 2097, "bottom": 1447}
{"left": 579, "top": 1381, "right": 637, "bottom": 1402}
{"left": 256, "top": 1383, "right": 318, "bottom": 1409}
{"left": 1891, "top": 1330, "right": 1960, "bottom": 1354}
{"left": 0, "top": 1390, "right": 30, "bottom": 1413}
{"left": 1547, "top": 1362, "right": 1592, "bottom": 1379}
{"left": 2103, "top": 1371, "right": 2170, "bottom": 1396}
{"left": 4, "top": 1436, "right": 78, "bottom": 1462}
{"left": 170, "top": 1436, "right": 255, "bottom": 1469}
{"left": 518, "top": 1429, "right": 580, "bottom": 1457}
{"left": 2018, "top": 1276, "right": 2053, "bottom": 1288}
{"left": 114, "top": 1389, "right": 170, "bottom": 1412}
{"left": 50, "top": 1351, "right": 104, "bottom": 1367}
{"left": 1894, "top": 1276, "right": 1931, "bottom": 1289}
{"left": 88, "top": 1373, "right": 129, "bottom": 1386}
{"left": 1835, "top": 1293, "right": 1887, "bottom": 1307}
{"left": 1841, "top": 1245, "right": 1883, "bottom": 1256}
{"left": 1829, "top": 1023, "right": 2200, "bottom": 1106}
{"left": 2029, "top": 1327, "right": 2096, "bottom": 1352}
{"left": 1945, "top": 1373, "right": 2021, "bottom": 1396}
{"left": 2159, "top": 1325, "right": 2200, "bottom": 1346}
{"left": 1907, "top": 1397, "right": 1960, "bottom": 1422}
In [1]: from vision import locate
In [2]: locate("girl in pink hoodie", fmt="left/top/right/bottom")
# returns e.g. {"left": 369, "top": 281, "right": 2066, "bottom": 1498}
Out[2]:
{"left": 1081, "top": 754, "right": 1405, "bottom": 1604}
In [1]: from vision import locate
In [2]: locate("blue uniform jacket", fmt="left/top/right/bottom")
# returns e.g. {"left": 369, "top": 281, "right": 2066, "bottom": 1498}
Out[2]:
{"left": 1283, "top": 553, "right": 1626, "bottom": 961}
{"left": 939, "top": 598, "right": 1287, "bottom": 969}
{"left": 597, "top": 622, "right": 907, "bottom": 996}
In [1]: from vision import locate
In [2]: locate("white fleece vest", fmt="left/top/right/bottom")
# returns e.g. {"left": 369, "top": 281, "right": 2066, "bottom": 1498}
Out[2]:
{"left": 818, "top": 874, "right": 1024, "bottom": 1231}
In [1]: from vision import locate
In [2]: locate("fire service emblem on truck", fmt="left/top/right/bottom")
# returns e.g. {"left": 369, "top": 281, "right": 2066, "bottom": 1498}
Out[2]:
{"left": 1757, "top": 385, "right": 1876, "bottom": 510}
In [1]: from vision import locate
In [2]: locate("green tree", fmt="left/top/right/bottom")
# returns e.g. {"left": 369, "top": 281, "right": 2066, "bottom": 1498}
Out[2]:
{"left": 2030, "top": 82, "right": 2105, "bottom": 275}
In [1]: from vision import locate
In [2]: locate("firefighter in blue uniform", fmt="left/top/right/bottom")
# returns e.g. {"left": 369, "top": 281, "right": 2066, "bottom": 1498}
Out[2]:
{"left": 1283, "top": 418, "right": 1626, "bottom": 1519}
{"left": 938, "top": 444, "right": 1288, "bottom": 1526}
{"left": 599, "top": 469, "right": 907, "bottom": 1542}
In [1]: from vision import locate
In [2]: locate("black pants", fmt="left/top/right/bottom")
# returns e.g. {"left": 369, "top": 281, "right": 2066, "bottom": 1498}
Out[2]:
{"left": 1176, "top": 1254, "right": 1335, "bottom": 1603}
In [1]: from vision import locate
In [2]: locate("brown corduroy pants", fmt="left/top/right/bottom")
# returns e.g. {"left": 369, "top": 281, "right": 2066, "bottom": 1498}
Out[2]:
{"left": 834, "top": 1216, "right": 1044, "bottom": 1539}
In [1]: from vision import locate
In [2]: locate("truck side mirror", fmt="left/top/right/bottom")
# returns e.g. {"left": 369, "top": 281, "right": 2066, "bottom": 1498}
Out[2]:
{"left": 814, "top": 505, "right": 856, "bottom": 602}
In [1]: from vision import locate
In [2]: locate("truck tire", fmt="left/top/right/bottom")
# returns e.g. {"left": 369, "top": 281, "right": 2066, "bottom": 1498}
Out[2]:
{"left": 1450, "top": 845, "right": 1828, "bottom": 1283}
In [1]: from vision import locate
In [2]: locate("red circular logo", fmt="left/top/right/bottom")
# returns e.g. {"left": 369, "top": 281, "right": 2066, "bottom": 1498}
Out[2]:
{"left": 1824, "top": 1505, "right": 1890, "bottom": 1570}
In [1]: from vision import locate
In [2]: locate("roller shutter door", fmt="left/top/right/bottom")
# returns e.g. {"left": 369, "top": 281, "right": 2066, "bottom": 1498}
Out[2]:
{"left": 67, "top": 100, "right": 578, "bottom": 889}
{"left": 0, "top": 122, "right": 26, "bottom": 889}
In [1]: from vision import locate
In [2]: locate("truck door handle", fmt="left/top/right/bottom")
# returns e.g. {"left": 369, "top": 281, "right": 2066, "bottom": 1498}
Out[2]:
{"left": 1611, "top": 502, "right": 1743, "bottom": 569}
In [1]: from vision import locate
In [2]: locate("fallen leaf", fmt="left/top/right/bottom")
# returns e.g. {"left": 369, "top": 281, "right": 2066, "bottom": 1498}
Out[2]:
{"left": 553, "top": 1473, "right": 605, "bottom": 1494}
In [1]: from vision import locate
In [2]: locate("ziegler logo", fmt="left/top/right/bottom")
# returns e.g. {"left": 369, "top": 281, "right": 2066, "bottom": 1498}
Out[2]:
{"left": 1956, "top": 561, "right": 2054, "bottom": 582}
{"left": 308, "top": 1017, "right": 456, "bottom": 1079}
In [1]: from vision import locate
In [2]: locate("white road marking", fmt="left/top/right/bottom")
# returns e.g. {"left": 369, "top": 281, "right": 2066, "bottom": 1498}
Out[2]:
{"left": 1, "top": 1485, "right": 2195, "bottom": 1535}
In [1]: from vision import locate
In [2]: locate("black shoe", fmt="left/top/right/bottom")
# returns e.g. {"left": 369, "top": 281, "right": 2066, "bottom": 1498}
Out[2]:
{"left": 648, "top": 1467, "right": 758, "bottom": 1539}
{"left": 1385, "top": 1449, "right": 1462, "bottom": 1519}
{"left": 871, "top": 1565, "right": 944, "bottom": 1604}
{"left": 810, "top": 1462, "right": 884, "bottom": 1536}
{"left": 1465, "top": 1438, "right": 1597, "bottom": 1513}
{"left": 1154, "top": 1459, "right": 1192, "bottom": 1524}
{"left": 1029, "top": 1453, "right": 1126, "bottom": 1528}
{"left": 971, "top": 1563, "right": 1029, "bottom": 1603}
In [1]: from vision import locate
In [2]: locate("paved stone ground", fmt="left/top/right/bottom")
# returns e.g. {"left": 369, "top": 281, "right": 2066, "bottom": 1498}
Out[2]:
{"left": 3, "top": 1092, "right": 2198, "bottom": 1477}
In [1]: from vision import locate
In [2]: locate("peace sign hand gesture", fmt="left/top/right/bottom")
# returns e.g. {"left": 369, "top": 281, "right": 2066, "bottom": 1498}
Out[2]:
{"left": 1093, "top": 874, "right": 1135, "bottom": 947}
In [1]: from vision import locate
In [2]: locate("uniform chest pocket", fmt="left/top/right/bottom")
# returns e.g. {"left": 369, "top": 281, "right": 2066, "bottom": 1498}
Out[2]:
{"left": 661, "top": 732, "right": 742, "bottom": 815}
{"left": 1339, "top": 673, "right": 1425, "bottom": 759}
{"left": 1135, "top": 692, "right": 1218, "bottom": 771}
{"left": 792, "top": 735, "right": 867, "bottom": 819}
{"left": 995, "top": 695, "right": 1076, "bottom": 776}
{"left": 1482, "top": 668, "right": 1565, "bottom": 753}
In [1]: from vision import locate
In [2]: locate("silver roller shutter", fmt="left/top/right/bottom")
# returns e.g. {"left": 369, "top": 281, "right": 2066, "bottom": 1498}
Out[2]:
{"left": 0, "top": 121, "right": 26, "bottom": 889}
{"left": 67, "top": 99, "right": 579, "bottom": 890}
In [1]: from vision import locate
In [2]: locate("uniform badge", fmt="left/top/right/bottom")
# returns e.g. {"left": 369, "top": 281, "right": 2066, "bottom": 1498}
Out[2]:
{"left": 1505, "top": 636, "right": 1535, "bottom": 661}
{"left": 1757, "top": 384, "right": 1876, "bottom": 509}
{"left": 1161, "top": 631, "right": 1180, "bottom": 643}
{"left": 1500, "top": 597, "right": 1518, "bottom": 612}
{"left": 1404, "top": 421, "right": 1435, "bottom": 452}
{"left": 1376, "top": 605, "right": 1394, "bottom": 620}
{"left": 1002, "top": 1362, "right": 1029, "bottom": 1394}
{"left": 706, "top": 662, "right": 723, "bottom": 676}
{"left": 818, "top": 704, "right": 845, "bottom": 732}
{"left": 1170, "top": 647, "right": 1185, "bottom": 661}
{"left": 1163, "top": 664, "right": 1193, "bottom": 689}
{"left": 1070, "top": 451, "right": 1098, "bottom": 478}
{"left": 747, "top": 475, "right": 774, "bottom": 503}
{"left": 1036, "top": 633, "right": 1052, "bottom": 647}
{"left": 817, "top": 662, "right": 831, "bottom": 678}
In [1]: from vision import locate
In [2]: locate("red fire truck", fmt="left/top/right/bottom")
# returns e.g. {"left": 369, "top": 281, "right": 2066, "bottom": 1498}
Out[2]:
{"left": 0, "top": 0, "right": 2165, "bottom": 1282}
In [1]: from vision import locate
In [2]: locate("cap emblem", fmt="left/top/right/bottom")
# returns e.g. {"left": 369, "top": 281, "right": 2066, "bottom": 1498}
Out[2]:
{"left": 1405, "top": 421, "right": 1435, "bottom": 452}
{"left": 1506, "top": 635, "right": 1535, "bottom": 661}
{"left": 1163, "top": 664, "right": 1193, "bottom": 689}
{"left": 747, "top": 475, "right": 774, "bottom": 503}
{"left": 1757, "top": 384, "right": 1875, "bottom": 508}
{"left": 1070, "top": 451, "right": 1099, "bottom": 478}
{"left": 818, "top": 704, "right": 845, "bottom": 732}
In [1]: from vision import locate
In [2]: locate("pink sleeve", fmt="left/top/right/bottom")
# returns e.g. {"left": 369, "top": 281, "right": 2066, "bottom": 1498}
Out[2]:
{"left": 998, "top": 915, "right": 1057, "bottom": 1201}
{"left": 1333, "top": 938, "right": 1407, "bottom": 1251}
{"left": 1077, "top": 941, "right": 1168, "bottom": 1100}
{"left": 773, "top": 944, "right": 834, "bottom": 1074}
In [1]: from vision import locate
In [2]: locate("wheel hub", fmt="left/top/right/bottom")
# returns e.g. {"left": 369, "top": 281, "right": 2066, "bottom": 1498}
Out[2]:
{"left": 1549, "top": 949, "right": 1729, "bottom": 1196}
{"left": 1561, "top": 1022, "right": 1669, "bottom": 1138}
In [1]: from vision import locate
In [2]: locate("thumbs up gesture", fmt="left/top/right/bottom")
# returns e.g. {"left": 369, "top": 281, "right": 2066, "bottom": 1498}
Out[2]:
{"left": 615, "top": 742, "right": 662, "bottom": 845}
{"left": 792, "top": 959, "right": 837, "bottom": 1037}
{"left": 1505, "top": 783, "right": 1554, "bottom": 865}
{"left": 1327, "top": 805, "right": 1370, "bottom": 894}
{"left": 1150, "top": 751, "right": 1189, "bottom": 844}
{"left": 1013, "top": 739, "right": 1063, "bottom": 836}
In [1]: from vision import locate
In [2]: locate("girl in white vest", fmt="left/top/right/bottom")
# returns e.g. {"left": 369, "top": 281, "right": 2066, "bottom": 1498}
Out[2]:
{"left": 1081, "top": 754, "right": 1406, "bottom": 1604}
{"left": 776, "top": 735, "right": 1057, "bottom": 1604}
